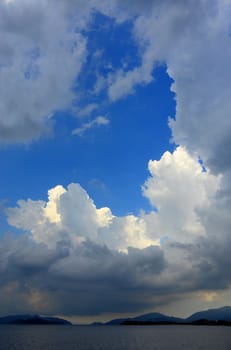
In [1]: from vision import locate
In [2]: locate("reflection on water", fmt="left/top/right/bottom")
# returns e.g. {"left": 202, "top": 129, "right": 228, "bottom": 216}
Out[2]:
{"left": 0, "top": 325, "right": 230, "bottom": 350}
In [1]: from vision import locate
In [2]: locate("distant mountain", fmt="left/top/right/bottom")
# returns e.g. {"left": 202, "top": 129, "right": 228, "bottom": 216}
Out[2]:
{"left": 2, "top": 306, "right": 231, "bottom": 326}
{"left": 106, "top": 318, "right": 129, "bottom": 325}
{"left": 106, "top": 312, "right": 184, "bottom": 325}
{"left": 0, "top": 314, "right": 72, "bottom": 325}
{"left": 186, "top": 306, "right": 231, "bottom": 323}
{"left": 105, "top": 306, "right": 231, "bottom": 326}
{"left": 132, "top": 312, "right": 183, "bottom": 324}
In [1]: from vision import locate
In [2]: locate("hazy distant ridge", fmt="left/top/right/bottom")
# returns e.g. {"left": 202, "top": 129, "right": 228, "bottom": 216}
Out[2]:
{"left": 105, "top": 306, "right": 231, "bottom": 325}
{"left": 186, "top": 306, "right": 231, "bottom": 322}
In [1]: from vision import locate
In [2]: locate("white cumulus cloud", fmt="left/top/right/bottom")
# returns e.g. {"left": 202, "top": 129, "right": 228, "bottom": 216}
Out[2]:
{"left": 143, "top": 147, "right": 221, "bottom": 242}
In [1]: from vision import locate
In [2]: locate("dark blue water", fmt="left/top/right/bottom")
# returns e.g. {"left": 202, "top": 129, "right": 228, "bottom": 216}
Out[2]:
{"left": 0, "top": 325, "right": 230, "bottom": 350}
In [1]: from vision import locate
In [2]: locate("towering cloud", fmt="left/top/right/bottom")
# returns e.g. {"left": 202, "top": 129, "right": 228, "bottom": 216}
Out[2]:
{"left": 143, "top": 147, "right": 220, "bottom": 242}
{"left": 4, "top": 146, "right": 226, "bottom": 316}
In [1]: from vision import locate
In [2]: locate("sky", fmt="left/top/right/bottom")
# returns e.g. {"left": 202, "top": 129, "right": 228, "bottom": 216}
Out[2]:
{"left": 1, "top": 0, "right": 231, "bottom": 323}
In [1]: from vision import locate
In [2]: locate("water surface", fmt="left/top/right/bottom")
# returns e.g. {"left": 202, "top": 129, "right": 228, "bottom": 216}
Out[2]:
{"left": 0, "top": 325, "right": 230, "bottom": 350}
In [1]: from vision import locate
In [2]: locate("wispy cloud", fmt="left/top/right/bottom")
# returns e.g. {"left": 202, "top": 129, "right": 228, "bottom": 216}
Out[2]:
{"left": 74, "top": 103, "right": 98, "bottom": 118}
{"left": 72, "top": 116, "right": 110, "bottom": 136}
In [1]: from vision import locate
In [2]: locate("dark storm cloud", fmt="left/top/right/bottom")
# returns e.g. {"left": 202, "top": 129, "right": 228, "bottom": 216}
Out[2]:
{"left": 166, "top": 225, "right": 231, "bottom": 295}
{"left": 3, "top": 195, "right": 231, "bottom": 316}
{"left": 0, "top": 235, "right": 167, "bottom": 315}
{"left": 1, "top": 224, "right": 231, "bottom": 317}
{"left": 207, "top": 129, "right": 231, "bottom": 174}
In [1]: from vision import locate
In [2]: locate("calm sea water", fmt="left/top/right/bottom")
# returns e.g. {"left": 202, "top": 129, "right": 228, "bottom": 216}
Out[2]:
{"left": 0, "top": 325, "right": 230, "bottom": 350}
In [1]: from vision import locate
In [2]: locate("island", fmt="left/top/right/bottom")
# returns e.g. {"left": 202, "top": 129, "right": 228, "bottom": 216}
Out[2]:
{"left": 0, "top": 315, "right": 72, "bottom": 325}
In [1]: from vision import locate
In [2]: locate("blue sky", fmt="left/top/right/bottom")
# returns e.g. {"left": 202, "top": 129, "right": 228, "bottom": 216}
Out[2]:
{"left": 1, "top": 0, "right": 231, "bottom": 322}
{"left": 0, "top": 16, "right": 175, "bottom": 218}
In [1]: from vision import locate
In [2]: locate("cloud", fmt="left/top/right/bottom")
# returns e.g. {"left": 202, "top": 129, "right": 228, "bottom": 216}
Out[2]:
{"left": 6, "top": 182, "right": 157, "bottom": 251}
{"left": 0, "top": 0, "right": 143, "bottom": 142}
{"left": 142, "top": 147, "right": 221, "bottom": 242}
{"left": 110, "top": 1, "right": 231, "bottom": 309}
{"left": 95, "top": 2, "right": 231, "bottom": 315}
{"left": 96, "top": 0, "right": 231, "bottom": 178}
{"left": 5, "top": 147, "right": 231, "bottom": 316}
{"left": 107, "top": 64, "right": 153, "bottom": 101}
{"left": 120, "top": 0, "right": 231, "bottom": 176}
{"left": 0, "top": 0, "right": 87, "bottom": 143}
{"left": 74, "top": 103, "right": 98, "bottom": 118}
{"left": 2, "top": 0, "right": 231, "bottom": 156}
{"left": 0, "top": 233, "right": 166, "bottom": 315}
{"left": 72, "top": 116, "right": 110, "bottom": 136}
